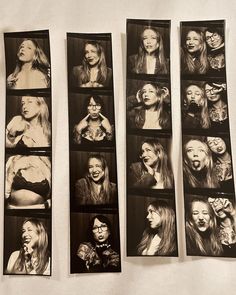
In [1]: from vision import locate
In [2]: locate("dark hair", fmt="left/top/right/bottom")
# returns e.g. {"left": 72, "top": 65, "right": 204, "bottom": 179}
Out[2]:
{"left": 84, "top": 94, "right": 104, "bottom": 113}
{"left": 87, "top": 215, "right": 112, "bottom": 245}
{"left": 205, "top": 27, "right": 224, "bottom": 39}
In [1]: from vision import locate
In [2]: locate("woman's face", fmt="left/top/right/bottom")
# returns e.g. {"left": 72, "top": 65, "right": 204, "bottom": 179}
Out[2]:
{"left": 84, "top": 44, "right": 100, "bottom": 66}
{"left": 21, "top": 96, "right": 40, "bottom": 120}
{"left": 207, "top": 137, "right": 226, "bottom": 155}
{"left": 142, "top": 29, "right": 160, "bottom": 54}
{"left": 146, "top": 205, "right": 161, "bottom": 229}
{"left": 140, "top": 143, "right": 159, "bottom": 168}
{"left": 205, "top": 31, "right": 223, "bottom": 49}
{"left": 92, "top": 218, "right": 110, "bottom": 243}
{"left": 17, "top": 40, "right": 36, "bottom": 63}
{"left": 186, "top": 85, "right": 203, "bottom": 106}
{"left": 205, "top": 84, "right": 221, "bottom": 102}
{"left": 22, "top": 221, "right": 38, "bottom": 248}
{"left": 141, "top": 84, "right": 159, "bottom": 106}
{"left": 87, "top": 97, "right": 101, "bottom": 119}
{"left": 185, "top": 31, "right": 202, "bottom": 53}
{"left": 191, "top": 201, "right": 211, "bottom": 232}
{"left": 88, "top": 157, "right": 105, "bottom": 183}
{"left": 185, "top": 140, "right": 208, "bottom": 171}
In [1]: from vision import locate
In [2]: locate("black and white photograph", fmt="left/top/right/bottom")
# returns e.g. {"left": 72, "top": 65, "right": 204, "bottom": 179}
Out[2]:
{"left": 127, "top": 135, "right": 174, "bottom": 190}
{"left": 127, "top": 20, "right": 170, "bottom": 75}
{"left": 6, "top": 95, "right": 51, "bottom": 148}
{"left": 4, "top": 215, "right": 51, "bottom": 275}
{"left": 181, "top": 80, "right": 229, "bottom": 131}
{"left": 127, "top": 78, "right": 171, "bottom": 131}
{"left": 181, "top": 22, "right": 225, "bottom": 76}
{"left": 70, "top": 212, "right": 121, "bottom": 273}
{"left": 4, "top": 31, "right": 51, "bottom": 90}
{"left": 5, "top": 154, "right": 51, "bottom": 209}
{"left": 182, "top": 135, "right": 234, "bottom": 190}
{"left": 127, "top": 194, "right": 178, "bottom": 256}
{"left": 68, "top": 34, "right": 113, "bottom": 88}
{"left": 70, "top": 151, "right": 117, "bottom": 207}
{"left": 69, "top": 93, "right": 115, "bottom": 147}
{"left": 185, "top": 194, "right": 236, "bottom": 257}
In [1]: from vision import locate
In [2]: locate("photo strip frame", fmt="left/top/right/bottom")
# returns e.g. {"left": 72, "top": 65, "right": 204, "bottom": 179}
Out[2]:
{"left": 3, "top": 30, "right": 52, "bottom": 275}
{"left": 126, "top": 19, "right": 178, "bottom": 257}
{"left": 67, "top": 33, "right": 121, "bottom": 273}
{"left": 180, "top": 20, "right": 236, "bottom": 257}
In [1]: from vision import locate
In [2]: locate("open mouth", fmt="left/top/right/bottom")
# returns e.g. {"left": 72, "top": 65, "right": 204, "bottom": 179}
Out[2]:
{"left": 192, "top": 160, "right": 200, "bottom": 169}
{"left": 187, "top": 45, "right": 195, "bottom": 50}
{"left": 216, "top": 146, "right": 223, "bottom": 153}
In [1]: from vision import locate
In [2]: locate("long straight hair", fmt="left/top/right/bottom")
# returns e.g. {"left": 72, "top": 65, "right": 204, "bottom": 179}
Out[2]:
{"left": 182, "top": 29, "right": 208, "bottom": 74}
{"left": 80, "top": 41, "right": 108, "bottom": 84}
{"left": 11, "top": 218, "right": 50, "bottom": 274}
{"left": 134, "top": 26, "right": 168, "bottom": 74}
{"left": 137, "top": 200, "right": 176, "bottom": 255}
{"left": 140, "top": 138, "right": 173, "bottom": 188}
{"left": 85, "top": 154, "right": 112, "bottom": 203}
{"left": 186, "top": 199, "right": 223, "bottom": 256}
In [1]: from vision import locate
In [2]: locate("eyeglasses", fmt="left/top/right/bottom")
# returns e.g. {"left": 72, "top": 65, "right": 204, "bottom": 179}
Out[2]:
{"left": 206, "top": 32, "right": 220, "bottom": 41}
{"left": 205, "top": 87, "right": 219, "bottom": 94}
{"left": 92, "top": 224, "right": 108, "bottom": 233}
{"left": 88, "top": 104, "right": 101, "bottom": 110}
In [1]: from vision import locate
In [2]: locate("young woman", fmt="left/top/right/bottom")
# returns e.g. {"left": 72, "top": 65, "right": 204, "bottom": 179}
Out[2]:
{"left": 6, "top": 96, "right": 51, "bottom": 148}
{"left": 182, "top": 83, "right": 210, "bottom": 129}
{"left": 73, "top": 95, "right": 113, "bottom": 144}
{"left": 204, "top": 82, "right": 228, "bottom": 130}
{"left": 7, "top": 39, "right": 50, "bottom": 89}
{"left": 183, "top": 138, "right": 219, "bottom": 188}
{"left": 129, "top": 138, "right": 173, "bottom": 189}
{"left": 181, "top": 29, "right": 208, "bottom": 74}
{"left": 127, "top": 83, "right": 171, "bottom": 129}
{"left": 76, "top": 215, "right": 120, "bottom": 272}
{"left": 70, "top": 40, "right": 112, "bottom": 87}
{"left": 6, "top": 218, "right": 50, "bottom": 275}
{"left": 205, "top": 27, "right": 225, "bottom": 73}
{"left": 75, "top": 154, "right": 117, "bottom": 205}
{"left": 186, "top": 198, "right": 222, "bottom": 256}
{"left": 5, "top": 155, "right": 51, "bottom": 209}
{"left": 137, "top": 200, "right": 177, "bottom": 256}
{"left": 128, "top": 26, "right": 168, "bottom": 74}
{"left": 208, "top": 197, "right": 236, "bottom": 256}
{"left": 206, "top": 137, "right": 233, "bottom": 190}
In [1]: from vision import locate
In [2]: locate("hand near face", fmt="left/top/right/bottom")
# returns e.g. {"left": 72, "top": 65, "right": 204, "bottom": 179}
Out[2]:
{"left": 136, "top": 90, "right": 142, "bottom": 103}
{"left": 7, "top": 116, "right": 28, "bottom": 137}
{"left": 76, "top": 114, "right": 90, "bottom": 134}
{"left": 223, "top": 199, "right": 236, "bottom": 216}
{"left": 99, "top": 113, "right": 112, "bottom": 133}
{"left": 162, "top": 87, "right": 170, "bottom": 103}
{"left": 143, "top": 162, "right": 155, "bottom": 176}
{"left": 212, "top": 83, "right": 226, "bottom": 94}
{"left": 7, "top": 74, "right": 18, "bottom": 88}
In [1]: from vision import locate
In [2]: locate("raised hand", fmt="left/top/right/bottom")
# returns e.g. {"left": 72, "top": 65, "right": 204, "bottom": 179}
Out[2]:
{"left": 99, "top": 113, "right": 112, "bottom": 133}
{"left": 75, "top": 114, "right": 90, "bottom": 134}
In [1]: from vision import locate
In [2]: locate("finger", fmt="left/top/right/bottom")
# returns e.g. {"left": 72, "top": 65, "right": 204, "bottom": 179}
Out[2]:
{"left": 99, "top": 113, "right": 105, "bottom": 119}
{"left": 84, "top": 114, "right": 90, "bottom": 120}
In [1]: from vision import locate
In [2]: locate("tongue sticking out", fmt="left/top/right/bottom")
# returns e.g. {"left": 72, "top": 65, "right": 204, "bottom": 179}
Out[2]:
{"left": 192, "top": 160, "right": 200, "bottom": 169}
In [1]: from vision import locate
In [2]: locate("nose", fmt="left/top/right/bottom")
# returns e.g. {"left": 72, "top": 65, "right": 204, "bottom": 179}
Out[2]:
{"left": 147, "top": 212, "right": 151, "bottom": 219}
{"left": 98, "top": 227, "right": 102, "bottom": 233}
{"left": 198, "top": 214, "right": 204, "bottom": 221}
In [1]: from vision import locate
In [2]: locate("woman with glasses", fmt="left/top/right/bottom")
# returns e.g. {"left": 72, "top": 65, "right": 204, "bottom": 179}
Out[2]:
{"left": 137, "top": 200, "right": 177, "bottom": 256}
{"left": 70, "top": 40, "right": 112, "bottom": 88}
{"left": 206, "top": 137, "right": 233, "bottom": 190}
{"left": 76, "top": 215, "right": 120, "bottom": 272}
{"left": 75, "top": 153, "right": 117, "bottom": 205}
{"left": 204, "top": 82, "right": 228, "bottom": 130}
{"left": 205, "top": 28, "right": 225, "bottom": 73}
{"left": 128, "top": 26, "right": 169, "bottom": 75}
{"left": 73, "top": 95, "right": 113, "bottom": 144}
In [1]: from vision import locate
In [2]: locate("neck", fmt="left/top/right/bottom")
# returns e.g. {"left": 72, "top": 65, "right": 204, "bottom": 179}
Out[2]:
{"left": 217, "top": 151, "right": 230, "bottom": 162}
{"left": 212, "top": 99, "right": 225, "bottom": 108}
{"left": 27, "top": 116, "right": 39, "bottom": 127}
{"left": 21, "top": 62, "right": 33, "bottom": 71}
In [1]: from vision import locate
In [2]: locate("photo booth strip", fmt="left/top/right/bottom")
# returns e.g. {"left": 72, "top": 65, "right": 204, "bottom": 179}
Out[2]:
{"left": 3, "top": 30, "right": 52, "bottom": 275}
{"left": 67, "top": 33, "right": 121, "bottom": 273}
{"left": 180, "top": 20, "right": 236, "bottom": 257}
{"left": 126, "top": 19, "right": 178, "bottom": 257}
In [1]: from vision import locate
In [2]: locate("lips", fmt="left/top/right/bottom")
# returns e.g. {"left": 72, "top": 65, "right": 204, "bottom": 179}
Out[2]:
{"left": 216, "top": 146, "right": 223, "bottom": 153}
{"left": 192, "top": 160, "right": 200, "bottom": 169}
{"left": 187, "top": 45, "right": 195, "bottom": 50}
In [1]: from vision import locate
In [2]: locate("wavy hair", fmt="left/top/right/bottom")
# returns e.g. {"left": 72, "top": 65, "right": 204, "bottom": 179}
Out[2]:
{"left": 134, "top": 83, "right": 170, "bottom": 129}
{"left": 183, "top": 138, "right": 219, "bottom": 188}
{"left": 181, "top": 29, "right": 208, "bottom": 74}
{"left": 85, "top": 154, "right": 113, "bottom": 204}
{"left": 184, "top": 83, "right": 210, "bottom": 128}
{"left": 134, "top": 26, "right": 168, "bottom": 74}
{"left": 186, "top": 199, "right": 222, "bottom": 256}
{"left": 11, "top": 218, "right": 50, "bottom": 274}
{"left": 12, "top": 39, "right": 50, "bottom": 84}
{"left": 140, "top": 139, "right": 173, "bottom": 188}
{"left": 137, "top": 200, "right": 177, "bottom": 255}
{"left": 79, "top": 41, "right": 108, "bottom": 84}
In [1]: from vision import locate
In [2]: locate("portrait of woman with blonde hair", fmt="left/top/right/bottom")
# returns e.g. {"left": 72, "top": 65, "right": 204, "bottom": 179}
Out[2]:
{"left": 128, "top": 26, "right": 168, "bottom": 75}
{"left": 7, "top": 39, "right": 50, "bottom": 89}
{"left": 6, "top": 96, "right": 51, "bottom": 148}
{"left": 181, "top": 29, "right": 208, "bottom": 74}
